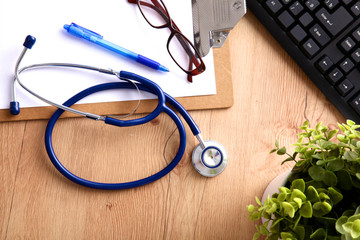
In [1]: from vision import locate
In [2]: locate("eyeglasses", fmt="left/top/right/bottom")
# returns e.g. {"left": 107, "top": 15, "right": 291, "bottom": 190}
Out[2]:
{"left": 128, "top": 0, "right": 205, "bottom": 82}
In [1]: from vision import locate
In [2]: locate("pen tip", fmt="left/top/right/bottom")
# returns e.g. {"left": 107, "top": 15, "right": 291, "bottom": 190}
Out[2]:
{"left": 159, "top": 65, "right": 169, "bottom": 72}
{"left": 63, "top": 24, "right": 70, "bottom": 31}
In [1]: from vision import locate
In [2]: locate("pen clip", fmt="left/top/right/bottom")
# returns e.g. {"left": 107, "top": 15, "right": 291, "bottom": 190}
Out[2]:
{"left": 70, "top": 22, "right": 103, "bottom": 39}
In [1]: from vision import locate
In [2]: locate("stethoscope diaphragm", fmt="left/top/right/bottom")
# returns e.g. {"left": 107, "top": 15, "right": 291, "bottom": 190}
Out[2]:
{"left": 192, "top": 140, "right": 228, "bottom": 177}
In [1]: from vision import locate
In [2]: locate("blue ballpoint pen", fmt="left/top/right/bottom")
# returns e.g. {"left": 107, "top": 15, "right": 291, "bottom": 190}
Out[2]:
{"left": 63, "top": 23, "right": 169, "bottom": 72}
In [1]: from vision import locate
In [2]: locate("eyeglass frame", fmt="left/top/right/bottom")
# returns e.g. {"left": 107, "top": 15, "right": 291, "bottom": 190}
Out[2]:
{"left": 129, "top": 0, "right": 206, "bottom": 82}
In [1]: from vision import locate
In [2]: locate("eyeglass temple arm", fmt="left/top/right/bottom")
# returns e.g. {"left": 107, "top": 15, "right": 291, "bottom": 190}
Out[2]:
{"left": 128, "top": 0, "right": 203, "bottom": 72}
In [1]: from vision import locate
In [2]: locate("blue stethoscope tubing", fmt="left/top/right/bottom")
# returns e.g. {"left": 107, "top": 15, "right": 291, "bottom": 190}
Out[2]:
{"left": 45, "top": 71, "right": 198, "bottom": 189}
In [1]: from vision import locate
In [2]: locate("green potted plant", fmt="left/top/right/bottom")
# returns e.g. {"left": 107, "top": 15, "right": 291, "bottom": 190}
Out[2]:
{"left": 247, "top": 120, "right": 360, "bottom": 240}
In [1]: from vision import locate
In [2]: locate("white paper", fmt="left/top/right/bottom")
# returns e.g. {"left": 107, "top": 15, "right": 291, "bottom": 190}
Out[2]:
{"left": 0, "top": 0, "right": 216, "bottom": 109}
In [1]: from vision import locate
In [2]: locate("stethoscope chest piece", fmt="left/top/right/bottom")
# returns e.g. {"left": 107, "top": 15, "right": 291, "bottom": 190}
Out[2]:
{"left": 192, "top": 140, "right": 228, "bottom": 177}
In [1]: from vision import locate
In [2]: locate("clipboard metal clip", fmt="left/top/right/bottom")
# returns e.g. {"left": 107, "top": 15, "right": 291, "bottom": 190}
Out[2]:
{"left": 192, "top": 0, "right": 247, "bottom": 57}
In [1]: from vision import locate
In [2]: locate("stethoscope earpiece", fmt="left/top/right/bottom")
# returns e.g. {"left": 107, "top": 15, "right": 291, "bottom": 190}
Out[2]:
{"left": 192, "top": 140, "right": 228, "bottom": 177}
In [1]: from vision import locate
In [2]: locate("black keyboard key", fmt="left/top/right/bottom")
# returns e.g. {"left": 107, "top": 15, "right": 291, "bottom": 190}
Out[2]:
{"left": 351, "top": 48, "right": 360, "bottom": 63}
{"left": 315, "top": 7, "right": 354, "bottom": 36}
{"left": 317, "top": 55, "right": 334, "bottom": 73}
{"left": 324, "top": 0, "right": 339, "bottom": 10}
{"left": 339, "top": 37, "right": 356, "bottom": 52}
{"left": 353, "top": 27, "right": 360, "bottom": 41}
{"left": 278, "top": 11, "right": 295, "bottom": 29}
{"left": 281, "top": 0, "right": 291, "bottom": 4}
{"left": 289, "top": 1, "right": 304, "bottom": 16}
{"left": 266, "top": 0, "right": 283, "bottom": 14}
{"left": 351, "top": 2, "right": 360, "bottom": 16}
{"left": 339, "top": 58, "right": 355, "bottom": 73}
{"left": 299, "top": 12, "right": 313, "bottom": 27}
{"left": 310, "top": 24, "right": 330, "bottom": 46}
{"left": 342, "top": 0, "right": 353, "bottom": 5}
{"left": 327, "top": 68, "right": 343, "bottom": 84}
{"left": 350, "top": 95, "right": 360, "bottom": 115}
{"left": 305, "top": 0, "right": 320, "bottom": 11}
{"left": 336, "top": 79, "right": 354, "bottom": 96}
{"left": 302, "top": 38, "right": 320, "bottom": 57}
{"left": 290, "top": 25, "right": 307, "bottom": 43}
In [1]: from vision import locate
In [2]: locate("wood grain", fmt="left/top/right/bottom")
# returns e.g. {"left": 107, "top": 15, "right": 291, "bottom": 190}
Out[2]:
{"left": 0, "top": 12, "right": 345, "bottom": 239}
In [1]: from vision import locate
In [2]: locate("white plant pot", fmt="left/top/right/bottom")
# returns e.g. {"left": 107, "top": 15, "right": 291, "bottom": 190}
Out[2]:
{"left": 261, "top": 169, "right": 292, "bottom": 204}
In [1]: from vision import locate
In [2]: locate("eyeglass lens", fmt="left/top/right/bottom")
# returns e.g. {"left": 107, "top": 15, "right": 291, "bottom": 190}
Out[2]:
{"left": 168, "top": 33, "right": 201, "bottom": 73}
{"left": 138, "top": 0, "right": 168, "bottom": 28}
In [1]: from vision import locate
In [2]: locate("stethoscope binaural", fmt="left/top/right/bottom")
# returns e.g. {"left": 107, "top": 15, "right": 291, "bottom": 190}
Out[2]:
{"left": 10, "top": 35, "right": 228, "bottom": 189}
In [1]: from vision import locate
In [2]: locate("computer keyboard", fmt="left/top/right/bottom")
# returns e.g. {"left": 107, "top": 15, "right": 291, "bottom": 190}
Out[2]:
{"left": 247, "top": 0, "right": 360, "bottom": 123}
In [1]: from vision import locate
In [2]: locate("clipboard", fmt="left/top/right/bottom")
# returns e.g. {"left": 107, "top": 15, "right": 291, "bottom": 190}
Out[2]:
{"left": 0, "top": 41, "right": 233, "bottom": 122}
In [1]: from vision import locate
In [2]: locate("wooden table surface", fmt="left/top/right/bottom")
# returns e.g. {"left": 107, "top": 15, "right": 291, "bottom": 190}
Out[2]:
{"left": 0, "top": 12, "right": 346, "bottom": 240}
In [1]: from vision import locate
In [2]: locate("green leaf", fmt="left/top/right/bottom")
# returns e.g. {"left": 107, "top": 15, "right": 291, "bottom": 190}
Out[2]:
{"left": 348, "top": 215, "right": 360, "bottom": 223}
{"left": 338, "top": 123, "right": 346, "bottom": 133}
{"left": 310, "top": 228, "right": 326, "bottom": 240}
{"left": 291, "top": 179, "right": 305, "bottom": 192}
{"left": 293, "top": 197, "right": 303, "bottom": 208}
{"left": 306, "top": 186, "right": 320, "bottom": 203}
{"left": 250, "top": 211, "right": 261, "bottom": 221}
{"left": 327, "top": 159, "right": 344, "bottom": 172}
{"left": 327, "top": 187, "right": 343, "bottom": 205}
{"left": 281, "top": 232, "right": 295, "bottom": 239}
{"left": 356, "top": 173, "right": 360, "bottom": 181}
{"left": 316, "top": 122, "right": 322, "bottom": 131}
{"left": 247, "top": 204, "right": 255, "bottom": 213}
{"left": 316, "top": 160, "right": 325, "bottom": 166}
{"left": 275, "top": 140, "right": 279, "bottom": 148}
{"left": 337, "top": 170, "right": 353, "bottom": 191}
{"left": 327, "top": 129, "right": 339, "bottom": 140}
{"left": 259, "top": 225, "right": 269, "bottom": 236}
{"left": 320, "top": 140, "right": 336, "bottom": 149}
{"left": 264, "top": 200, "right": 277, "bottom": 214}
{"left": 355, "top": 206, "right": 360, "bottom": 215}
{"left": 337, "top": 142, "right": 349, "bottom": 148}
{"left": 344, "top": 150, "right": 359, "bottom": 161}
{"left": 277, "top": 192, "right": 287, "bottom": 202}
{"left": 255, "top": 197, "right": 262, "bottom": 206}
{"left": 337, "top": 134, "right": 347, "bottom": 143}
{"left": 291, "top": 189, "right": 307, "bottom": 202}
{"left": 300, "top": 120, "right": 309, "bottom": 130}
{"left": 319, "top": 192, "right": 330, "bottom": 201}
{"left": 313, "top": 202, "right": 332, "bottom": 217}
{"left": 336, "top": 216, "right": 348, "bottom": 234}
{"left": 343, "top": 222, "right": 354, "bottom": 235}
{"left": 282, "top": 202, "right": 296, "bottom": 218}
{"left": 309, "top": 166, "right": 325, "bottom": 181}
{"left": 252, "top": 232, "right": 261, "bottom": 240}
{"left": 347, "top": 119, "right": 356, "bottom": 126}
{"left": 351, "top": 219, "right": 360, "bottom": 239}
{"left": 294, "top": 225, "right": 305, "bottom": 240}
{"left": 299, "top": 201, "right": 313, "bottom": 218}
{"left": 279, "top": 187, "right": 291, "bottom": 195}
{"left": 352, "top": 176, "right": 360, "bottom": 189}
{"left": 277, "top": 147, "right": 286, "bottom": 155}
{"left": 269, "top": 148, "right": 277, "bottom": 154}
{"left": 323, "top": 171, "right": 338, "bottom": 187}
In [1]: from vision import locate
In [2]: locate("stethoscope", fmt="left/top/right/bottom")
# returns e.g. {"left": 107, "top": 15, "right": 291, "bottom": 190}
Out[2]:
{"left": 10, "top": 35, "right": 228, "bottom": 190}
